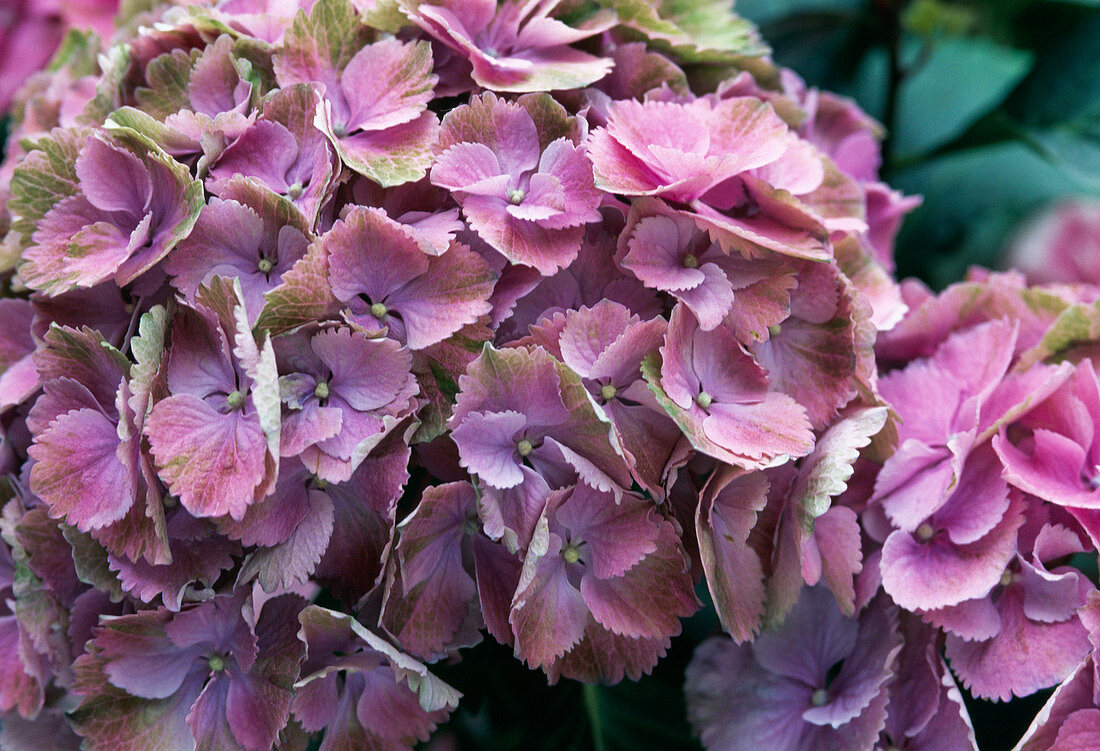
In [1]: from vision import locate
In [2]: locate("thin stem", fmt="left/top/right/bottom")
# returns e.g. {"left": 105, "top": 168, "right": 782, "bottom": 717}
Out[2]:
{"left": 878, "top": 0, "right": 905, "bottom": 175}
{"left": 119, "top": 296, "right": 144, "bottom": 355}
{"left": 583, "top": 683, "right": 607, "bottom": 751}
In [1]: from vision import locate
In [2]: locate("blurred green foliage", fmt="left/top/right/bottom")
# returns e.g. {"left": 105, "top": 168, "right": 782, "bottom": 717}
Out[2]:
{"left": 739, "top": 0, "right": 1100, "bottom": 289}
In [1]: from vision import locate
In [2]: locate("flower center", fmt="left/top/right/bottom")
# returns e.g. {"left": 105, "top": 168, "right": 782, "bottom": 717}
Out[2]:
{"left": 1000, "top": 569, "right": 1014, "bottom": 587}
{"left": 683, "top": 254, "right": 699, "bottom": 269}
{"left": 226, "top": 390, "right": 245, "bottom": 409}
{"left": 516, "top": 439, "right": 533, "bottom": 457}
{"left": 562, "top": 545, "right": 580, "bottom": 564}
{"left": 257, "top": 257, "right": 274, "bottom": 274}
{"left": 314, "top": 381, "right": 330, "bottom": 400}
{"left": 288, "top": 182, "right": 304, "bottom": 199}
{"left": 600, "top": 383, "right": 617, "bottom": 402}
{"left": 208, "top": 655, "right": 226, "bottom": 672}
{"left": 695, "top": 391, "right": 713, "bottom": 409}
{"left": 371, "top": 302, "right": 388, "bottom": 319}
{"left": 811, "top": 688, "right": 828, "bottom": 706}
{"left": 1088, "top": 465, "right": 1100, "bottom": 489}
{"left": 916, "top": 522, "right": 935, "bottom": 542}
{"left": 768, "top": 324, "right": 782, "bottom": 338}
{"left": 508, "top": 188, "right": 525, "bottom": 205}
{"left": 333, "top": 122, "right": 347, "bottom": 138}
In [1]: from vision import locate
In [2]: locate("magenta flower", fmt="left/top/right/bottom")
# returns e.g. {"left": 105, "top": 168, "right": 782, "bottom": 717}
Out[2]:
{"left": 20, "top": 131, "right": 203, "bottom": 295}
{"left": 1003, "top": 199, "right": 1100, "bottom": 287}
{"left": 70, "top": 595, "right": 305, "bottom": 751}
{"left": 274, "top": 1, "right": 440, "bottom": 186}
{"left": 685, "top": 587, "right": 902, "bottom": 751}
{"left": 275, "top": 325, "right": 417, "bottom": 483}
{"left": 292, "top": 606, "right": 459, "bottom": 751}
{"left": 207, "top": 85, "right": 341, "bottom": 222}
{"left": 432, "top": 92, "right": 602, "bottom": 274}
{"left": 587, "top": 96, "right": 834, "bottom": 260}
{"left": 145, "top": 283, "right": 281, "bottom": 521}
{"left": 938, "top": 519, "right": 1093, "bottom": 700}
{"left": 518, "top": 300, "right": 682, "bottom": 498}
{"left": 449, "top": 343, "right": 633, "bottom": 548}
{"left": 509, "top": 484, "right": 698, "bottom": 677}
{"left": 645, "top": 304, "right": 814, "bottom": 470}
{"left": 995, "top": 359, "right": 1100, "bottom": 510}
{"left": 401, "top": 0, "right": 615, "bottom": 92}
{"left": 165, "top": 180, "right": 311, "bottom": 324}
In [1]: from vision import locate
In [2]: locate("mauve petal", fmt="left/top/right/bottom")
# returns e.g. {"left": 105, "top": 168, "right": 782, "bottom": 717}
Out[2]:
{"left": 226, "top": 670, "right": 290, "bottom": 751}
{"left": 996, "top": 429, "right": 1097, "bottom": 507}
{"left": 506, "top": 173, "right": 565, "bottom": 222}
{"left": 306, "top": 397, "right": 386, "bottom": 465}
{"left": 923, "top": 596, "right": 1002, "bottom": 641}
{"left": 479, "top": 465, "right": 551, "bottom": 551}
{"left": 659, "top": 304, "right": 701, "bottom": 409}
{"left": 354, "top": 666, "right": 439, "bottom": 741}
{"left": 510, "top": 528, "right": 590, "bottom": 667}
{"left": 187, "top": 674, "right": 238, "bottom": 749}
{"left": 880, "top": 500, "right": 1024, "bottom": 611}
{"left": 452, "top": 410, "right": 527, "bottom": 488}
{"left": 703, "top": 395, "right": 814, "bottom": 465}
{"left": 341, "top": 38, "right": 435, "bottom": 133}
{"left": 97, "top": 614, "right": 203, "bottom": 699}
{"left": 557, "top": 301, "right": 637, "bottom": 379}
{"left": 28, "top": 407, "right": 136, "bottom": 531}
{"left": 705, "top": 97, "right": 792, "bottom": 175}
{"left": 874, "top": 438, "right": 965, "bottom": 534}
{"left": 929, "top": 318, "right": 1016, "bottom": 406}
{"left": 1053, "top": 709, "right": 1100, "bottom": 750}
{"left": 534, "top": 139, "right": 601, "bottom": 229}
{"left": 165, "top": 308, "right": 237, "bottom": 399}
{"left": 686, "top": 638, "right": 809, "bottom": 751}
{"left": 877, "top": 361, "right": 968, "bottom": 444}
{"left": 802, "top": 600, "right": 900, "bottom": 728}
{"left": 327, "top": 208, "right": 430, "bottom": 305}
{"left": 946, "top": 585, "right": 1091, "bottom": 701}
{"left": 432, "top": 142, "right": 506, "bottom": 192}
{"left": 1019, "top": 560, "right": 1084, "bottom": 624}
{"left": 588, "top": 127, "right": 667, "bottom": 196}
{"left": 752, "top": 585, "right": 857, "bottom": 686}
{"left": 211, "top": 121, "right": 298, "bottom": 194}
{"left": 166, "top": 198, "right": 264, "bottom": 297}
{"left": 624, "top": 214, "right": 705, "bottom": 292}
{"left": 462, "top": 193, "right": 582, "bottom": 274}
{"left": 382, "top": 241, "right": 495, "bottom": 349}
{"left": 579, "top": 520, "right": 696, "bottom": 638}
{"left": 754, "top": 137, "right": 823, "bottom": 196}
{"left": 588, "top": 316, "right": 666, "bottom": 387}
{"left": 439, "top": 92, "right": 541, "bottom": 176}
{"left": 452, "top": 344, "right": 570, "bottom": 430}
{"left": 312, "top": 328, "right": 412, "bottom": 411}
{"left": 606, "top": 99, "right": 709, "bottom": 162}
{"left": 146, "top": 394, "right": 270, "bottom": 520}
{"left": 691, "top": 324, "right": 769, "bottom": 404}
{"left": 678, "top": 263, "right": 736, "bottom": 331}
{"left": 76, "top": 136, "right": 152, "bottom": 216}
{"left": 26, "top": 208, "right": 143, "bottom": 293}
{"left": 933, "top": 444, "right": 1011, "bottom": 546}
{"left": 553, "top": 485, "right": 659, "bottom": 580}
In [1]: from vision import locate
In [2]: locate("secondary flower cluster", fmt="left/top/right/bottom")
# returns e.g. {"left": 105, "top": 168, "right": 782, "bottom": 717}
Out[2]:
{"left": 0, "top": 0, "right": 1093, "bottom": 749}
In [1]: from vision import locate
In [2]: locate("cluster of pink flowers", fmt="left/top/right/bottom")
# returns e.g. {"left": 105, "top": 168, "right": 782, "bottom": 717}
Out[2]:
{"left": 0, "top": 0, "right": 1096, "bottom": 749}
